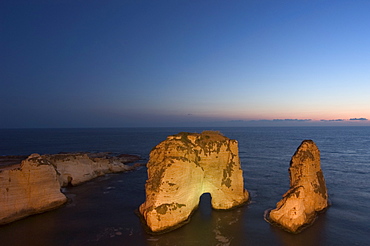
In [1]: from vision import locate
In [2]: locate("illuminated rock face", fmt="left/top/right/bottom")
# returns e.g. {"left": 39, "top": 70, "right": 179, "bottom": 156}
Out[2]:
{"left": 268, "top": 140, "right": 329, "bottom": 233}
{"left": 0, "top": 154, "right": 67, "bottom": 225}
{"left": 139, "top": 131, "right": 249, "bottom": 233}
{"left": 44, "top": 153, "right": 133, "bottom": 186}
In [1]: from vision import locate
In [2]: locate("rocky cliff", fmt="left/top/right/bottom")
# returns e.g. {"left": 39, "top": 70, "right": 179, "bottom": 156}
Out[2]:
{"left": 0, "top": 154, "right": 67, "bottom": 225}
{"left": 139, "top": 131, "right": 249, "bottom": 233}
{"left": 267, "top": 140, "right": 329, "bottom": 233}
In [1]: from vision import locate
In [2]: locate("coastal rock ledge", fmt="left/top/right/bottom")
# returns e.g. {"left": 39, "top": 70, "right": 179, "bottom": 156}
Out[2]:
{"left": 139, "top": 131, "right": 249, "bottom": 233}
{"left": 266, "top": 140, "right": 329, "bottom": 233}
{"left": 44, "top": 152, "right": 137, "bottom": 186}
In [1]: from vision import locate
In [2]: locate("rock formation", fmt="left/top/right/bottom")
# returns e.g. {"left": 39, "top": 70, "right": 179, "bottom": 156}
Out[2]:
{"left": 44, "top": 152, "right": 138, "bottom": 186}
{"left": 267, "top": 140, "right": 329, "bottom": 233}
{"left": 0, "top": 154, "right": 67, "bottom": 225}
{"left": 0, "top": 152, "right": 140, "bottom": 225}
{"left": 139, "top": 131, "right": 249, "bottom": 233}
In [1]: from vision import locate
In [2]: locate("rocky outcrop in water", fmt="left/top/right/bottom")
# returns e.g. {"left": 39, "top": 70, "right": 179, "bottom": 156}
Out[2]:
{"left": 44, "top": 153, "right": 139, "bottom": 186}
{"left": 266, "top": 140, "right": 329, "bottom": 233}
{"left": 139, "top": 131, "right": 249, "bottom": 233}
{"left": 0, "top": 152, "right": 140, "bottom": 225}
{"left": 0, "top": 154, "right": 67, "bottom": 225}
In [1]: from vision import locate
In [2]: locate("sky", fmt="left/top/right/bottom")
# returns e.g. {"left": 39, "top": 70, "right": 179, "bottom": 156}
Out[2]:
{"left": 1, "top": 0, "right": 370, "bottom": 128}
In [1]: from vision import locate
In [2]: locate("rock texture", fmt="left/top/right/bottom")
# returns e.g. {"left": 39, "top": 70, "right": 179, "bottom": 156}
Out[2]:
{"left": 44, "top": 153, "right": 137, "bottom": 186}
{"left": 0, "top": 154, "right": 67, "bottom": 225}
{"left": 139, "top": 131, "right": 249, "bottom": 233}
{"left": 267, "top": 140, "right": 329, "bottom": 233}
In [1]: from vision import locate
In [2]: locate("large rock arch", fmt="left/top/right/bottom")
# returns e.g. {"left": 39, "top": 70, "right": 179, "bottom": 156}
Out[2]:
{"left": 139, "top": 131, "right": 249, "bottom": 233}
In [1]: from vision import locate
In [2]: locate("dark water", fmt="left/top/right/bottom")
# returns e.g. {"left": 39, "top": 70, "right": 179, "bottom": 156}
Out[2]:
{"left": 0, "top": 127, "right": 369, "bottom": 246}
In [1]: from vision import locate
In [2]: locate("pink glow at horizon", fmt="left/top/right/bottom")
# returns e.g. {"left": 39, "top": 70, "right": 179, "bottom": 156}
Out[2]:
{"left": 1, "top": 1, "right": 370, "bottom": 128}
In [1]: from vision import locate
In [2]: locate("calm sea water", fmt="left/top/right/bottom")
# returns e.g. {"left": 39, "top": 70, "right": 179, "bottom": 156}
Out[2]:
{"left": 0, "top": 127, "right": 369, "bottom": 246}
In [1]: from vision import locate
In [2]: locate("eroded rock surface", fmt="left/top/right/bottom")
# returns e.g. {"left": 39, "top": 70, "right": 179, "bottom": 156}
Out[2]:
{"left": 267, "top": 140, "right": 329, "bottom": 233}
{"left": 0, "top": 154, "right": 67, "bottom": 225}
{"left": 139, "top": 131, "right": 249, "bottom": 233}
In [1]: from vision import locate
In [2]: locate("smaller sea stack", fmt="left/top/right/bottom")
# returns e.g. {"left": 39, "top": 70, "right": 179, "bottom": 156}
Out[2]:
{"left": 267, "top": 140, "right": 329, "bottom": 233}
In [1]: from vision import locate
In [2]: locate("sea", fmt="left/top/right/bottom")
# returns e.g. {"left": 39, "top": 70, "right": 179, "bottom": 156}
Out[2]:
{"left": 0, "top": 127, "right": 369, "bottom": 246}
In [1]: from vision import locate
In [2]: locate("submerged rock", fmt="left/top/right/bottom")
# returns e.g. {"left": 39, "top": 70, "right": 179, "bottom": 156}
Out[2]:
{"left": 0, "top": 154, "right": 67, "bottom": 225}
{"left": 139, "top": 131, "right": 249, "bottom": 233}
{"left": 267, "top": 140, "right": 329, "bottom": 233}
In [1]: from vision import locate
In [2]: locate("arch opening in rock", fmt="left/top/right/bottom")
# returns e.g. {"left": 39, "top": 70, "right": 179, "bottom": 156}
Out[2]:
{"left": 198, "top": 193, "right": 213, "bottom": 217}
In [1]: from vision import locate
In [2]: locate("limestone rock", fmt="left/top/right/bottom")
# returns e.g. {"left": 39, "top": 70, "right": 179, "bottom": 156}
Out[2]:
{"left": 44, "top": 153, "right": 135, "bottom": 186}
{"left": 267, "top": 140, "right": 329, "bottom": 233}
{"left": 0, "top": 154, "right": 67, "bottom": 225}
{"left": 139, "top": 131, "right": 249, "bottom": 233}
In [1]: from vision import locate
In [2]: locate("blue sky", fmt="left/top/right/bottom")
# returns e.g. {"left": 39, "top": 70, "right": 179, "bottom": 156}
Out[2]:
{"left": 1, "top": 0, "right": 369, "bottom": 128}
